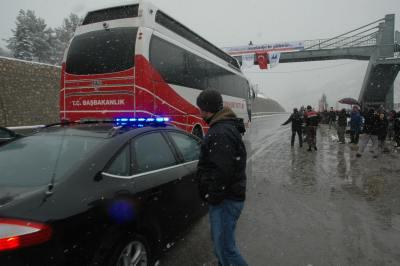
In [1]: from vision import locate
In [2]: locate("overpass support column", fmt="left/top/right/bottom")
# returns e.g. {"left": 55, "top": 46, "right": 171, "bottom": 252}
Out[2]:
{"left": 378, "top": 14, "right": 395, "bottom": 58}
{"left": 385, "top": 84, "right": 394, "bottom": 110}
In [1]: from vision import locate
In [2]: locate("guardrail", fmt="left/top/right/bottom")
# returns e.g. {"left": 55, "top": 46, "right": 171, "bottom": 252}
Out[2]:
{"left": 252, "top": 112, "right": 288, "bottom": 119}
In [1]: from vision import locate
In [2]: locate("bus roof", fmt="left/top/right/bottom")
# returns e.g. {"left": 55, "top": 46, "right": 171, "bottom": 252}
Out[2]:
{"left": 81, "top": 0, "right": 241, "bottom": 70}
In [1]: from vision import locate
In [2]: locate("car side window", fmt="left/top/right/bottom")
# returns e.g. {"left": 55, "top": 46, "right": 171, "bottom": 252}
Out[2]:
{"left": 169, "top": 132, "right": 201, "bottom": 162}
{"left": 132, "top": 132, "right": 176, "bottom": 173}
{"left": 104, "top": 145, "right": 130, "bottom": 176}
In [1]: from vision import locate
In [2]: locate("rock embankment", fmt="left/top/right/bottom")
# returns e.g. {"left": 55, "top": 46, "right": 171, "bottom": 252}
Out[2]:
{"left": 252, "top": 97, "right": 285, "bottom": 113}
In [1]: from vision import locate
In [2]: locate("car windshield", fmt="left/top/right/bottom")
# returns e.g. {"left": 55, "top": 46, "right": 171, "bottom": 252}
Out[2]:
{"left": 0, "top": 132, "right": 104, "bottom": 187}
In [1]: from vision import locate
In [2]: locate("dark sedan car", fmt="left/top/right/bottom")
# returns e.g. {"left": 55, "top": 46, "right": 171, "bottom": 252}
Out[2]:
{"left": 0, "top": 119, "right": 206, "bottom": 266}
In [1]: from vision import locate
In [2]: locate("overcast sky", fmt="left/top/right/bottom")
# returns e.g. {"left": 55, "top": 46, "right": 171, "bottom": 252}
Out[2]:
{"left": 1, "top": 0, "right": 399, "bottom": 109}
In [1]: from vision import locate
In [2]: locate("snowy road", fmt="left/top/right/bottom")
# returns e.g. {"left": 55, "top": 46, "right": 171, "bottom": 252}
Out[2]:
{"left": 161, "top": 114, "right": 400, "bottom": 266}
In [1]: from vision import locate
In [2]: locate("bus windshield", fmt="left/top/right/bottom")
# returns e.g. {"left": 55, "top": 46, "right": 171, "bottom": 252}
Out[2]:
{"left": 66, "top": 27, "right": 138, "bottom": 75}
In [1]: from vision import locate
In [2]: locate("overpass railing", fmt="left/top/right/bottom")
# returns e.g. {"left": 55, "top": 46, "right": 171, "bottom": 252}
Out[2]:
{"left": 303, "top": 17, "right": 384, "bottom": 51}
{"left": 303, "top": 35, "right": 377, "bottom": 50}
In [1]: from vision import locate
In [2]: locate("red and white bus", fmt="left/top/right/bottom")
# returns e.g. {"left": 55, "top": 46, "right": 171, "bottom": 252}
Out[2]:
{"left": 60, "top": 0, "right": 253, "bottom": 137}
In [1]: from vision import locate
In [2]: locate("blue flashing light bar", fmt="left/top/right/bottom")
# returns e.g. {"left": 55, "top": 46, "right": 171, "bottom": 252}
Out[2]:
{"left": 114, "top": 117, "right": 171, "bottom": 126}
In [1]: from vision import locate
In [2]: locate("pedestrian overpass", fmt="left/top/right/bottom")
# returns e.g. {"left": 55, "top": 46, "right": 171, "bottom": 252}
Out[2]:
{"left": 226, "top": 14, "right": 400, "bottom": 110}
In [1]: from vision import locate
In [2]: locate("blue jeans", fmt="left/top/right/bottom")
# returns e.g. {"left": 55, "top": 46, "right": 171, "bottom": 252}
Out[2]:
{"left": 209, "top": 199, "right": 247, "bottom": 266}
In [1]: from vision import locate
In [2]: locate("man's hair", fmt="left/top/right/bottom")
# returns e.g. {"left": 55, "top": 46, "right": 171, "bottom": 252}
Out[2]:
{"left": 196, "top": 89, "right": 223, "bottom": 113}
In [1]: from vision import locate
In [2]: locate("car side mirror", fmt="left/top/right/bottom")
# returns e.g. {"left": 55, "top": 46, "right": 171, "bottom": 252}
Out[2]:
{"left": 0, "top": 127, "right": 16, "bottom": 138}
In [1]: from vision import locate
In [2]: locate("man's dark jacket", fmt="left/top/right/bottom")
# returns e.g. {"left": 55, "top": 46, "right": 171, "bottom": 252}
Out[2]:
{"left": 363, "top": 111, "right": 378, "bottom": 135}
{"left": 197, "top": 107, "right": 247, "bottom": 205}
{"left": 329, "top": 111, "right": 336, "bottom": 121}
{"left": 376, "top": 117, "right": 388, "bottom": 140}
{"left": 282, "top": 112, "right": 303, "bottom": 130}
{"left": 337, "top": 111, "right": 347, "bottom": 127}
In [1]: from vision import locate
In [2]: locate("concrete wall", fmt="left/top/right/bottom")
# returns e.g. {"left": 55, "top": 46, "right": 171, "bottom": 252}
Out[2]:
{"left": 0, "top": 57, "right": 60, "bottom": 127}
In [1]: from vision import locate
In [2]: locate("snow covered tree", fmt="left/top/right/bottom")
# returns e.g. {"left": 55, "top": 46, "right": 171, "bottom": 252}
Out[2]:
{"left": 6, "top": 11, "right": 81, "bottom": 64}
{"left": 6, "top": 9, "right": 52, "bottom": 63}
{"left": 52, "top": 13, "right": 81, "bottom": 64}
{"left": 0, "top": 47, "right": 9, "bottom": 57}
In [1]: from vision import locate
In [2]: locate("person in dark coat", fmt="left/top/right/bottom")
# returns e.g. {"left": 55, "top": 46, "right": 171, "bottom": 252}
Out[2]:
{"left": 328, "top": 107, "right": 337, "bottom": 129}
{"left": 357, "top": 109, "right": 379, "bottom": 157}
{"left": 196, "top": 89, "right": 248, "bottom": 266}
{"left": 304, "top": 105, "right": 320, "bottom": 151}
{"left": 337, "top": 108, "right": 347, "bottom": 144}
{"left": 349, "top": 106, "right": 362, "bottom": 144}
{"left": 376, "top": 112, "right": 389, "bottom": 153}
{"left": 282, "top": 108, "right": 303, "bottom": 147}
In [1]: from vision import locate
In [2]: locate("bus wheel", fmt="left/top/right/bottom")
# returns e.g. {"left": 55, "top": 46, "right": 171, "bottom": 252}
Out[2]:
{"left": 192, "top": 126, "right": 203, "bottom": 139}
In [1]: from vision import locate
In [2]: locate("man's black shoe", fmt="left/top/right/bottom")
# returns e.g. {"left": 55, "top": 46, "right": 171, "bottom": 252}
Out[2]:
{"left": 308, "top": 147, "right": 312, "bottom": 152}
{"left": 314, "top": 146, "right": 318, "bottom": 151}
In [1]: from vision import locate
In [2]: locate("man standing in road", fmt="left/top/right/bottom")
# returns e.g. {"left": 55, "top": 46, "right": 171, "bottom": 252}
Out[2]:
{"left": 282, "top": 108, "right": 303, "bottom": 147}
{"left": 304, "top": 105, "right": 320, "bottom": 151}
{"left": 357, "top": 108, "right": 378, "bottom": 158}
{"left": 328, "top": 107, "right": 337, "bottom": 129}
{"left": 196, "top": 89, "right": 248, "bottom": 266}
{"left": 337, "top": 108, "right": 348, "bottom": 144}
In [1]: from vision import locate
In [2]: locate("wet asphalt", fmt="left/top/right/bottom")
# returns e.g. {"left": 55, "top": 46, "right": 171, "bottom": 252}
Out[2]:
{"left": 160, "top": 114, "right": 400, "bottom": 266}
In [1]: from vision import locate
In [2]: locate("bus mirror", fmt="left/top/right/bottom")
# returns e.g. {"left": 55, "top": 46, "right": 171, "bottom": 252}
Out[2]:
{"left": 251, "top": 88, "right": 256, "bottom": 100}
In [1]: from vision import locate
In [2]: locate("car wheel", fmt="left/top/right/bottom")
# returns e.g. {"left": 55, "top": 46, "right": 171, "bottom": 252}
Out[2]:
{"left": 110, "top": 234, "right": 151, "bottom": 266}
{"left": 117, "top": 240, "right": 147, "bottom": 266}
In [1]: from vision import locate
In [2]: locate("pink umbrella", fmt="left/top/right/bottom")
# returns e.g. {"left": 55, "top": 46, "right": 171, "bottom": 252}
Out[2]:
{"left": 338, "top": 97, "right": 359, "bottom": 105}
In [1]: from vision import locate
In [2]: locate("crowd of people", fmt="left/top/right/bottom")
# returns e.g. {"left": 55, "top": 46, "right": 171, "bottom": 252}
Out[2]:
{"left": 348, "top": 106, "right": 400, "bottom": 158}
{"left": 282, "top": 105, "right": 400, "bottom": 157}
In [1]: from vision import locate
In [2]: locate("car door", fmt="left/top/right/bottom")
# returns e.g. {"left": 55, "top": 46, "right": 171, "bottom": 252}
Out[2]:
{"left": 130, "top": 131, "right": 188, "bottom": 241}
{"left": 165, "top": 131, "right": 206, "bottom": 221}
